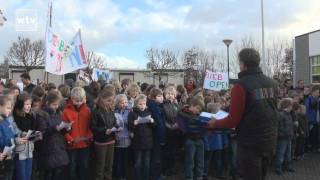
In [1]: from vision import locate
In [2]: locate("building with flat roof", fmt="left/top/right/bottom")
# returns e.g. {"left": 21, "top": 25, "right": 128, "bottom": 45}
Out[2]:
{"left": 8, "top": 65, "right": 185, "bottom": 86}
{"left": 294, "top": 29, "right": 320, "bottom": 86}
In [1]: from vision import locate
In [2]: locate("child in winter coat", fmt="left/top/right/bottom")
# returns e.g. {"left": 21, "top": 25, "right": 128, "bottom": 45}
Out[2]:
{"left": 91, "top": 89, "right": 117, "bottom": 180}
{"left": 0, "top": 95, "right": 26, "bottom": 180}
{"left": 177, "top": 97, "right": 205, "bottom": 180}
{"left": 293, "top": 103, "right": 309, "bottom": 159}
{"left": 203, "top": 102, "right": 228, "bottom": 180}
{"left": 275, "top": 98, "right": 295, "bottom": 175}
{"left": 128, "top": 94, "right": 155, "bottom": 180}
{"left": 162, "top": 86, "right": 180, "bottom": 176}
{"left": 13, "top": 92, "right": 43, "bottom": 180}
{"left": 114, "top": 94, "right": 131, "bottom": 179}
{"left": 147, "top": 88, "right": 166, "bottom": 180}
{"left": 40, "top": 91, "right": 69, "bottom": 180}
{"left": 62, "top": 87, "right": 93, "bottom": 180}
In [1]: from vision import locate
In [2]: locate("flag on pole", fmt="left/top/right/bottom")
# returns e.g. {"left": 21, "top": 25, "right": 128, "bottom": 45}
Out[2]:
{"left": 45, "top": 29, "right": 87, "bottom": 75}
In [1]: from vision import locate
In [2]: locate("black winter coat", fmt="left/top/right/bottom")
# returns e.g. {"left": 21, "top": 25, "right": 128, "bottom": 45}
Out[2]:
{"left": 128, "top": 108, "right": 154, "bottom": 150}
{"left": 91, "top": 107, "right": 117, "bottom": 143}
{"left": 278, "top": 111, "right": 294, "bottom": 140}
{"left": 39, "top": 107, "right": 69, "bottom": 169}
{"left": 162, "top": 101, "right": 179, "bottom": 130}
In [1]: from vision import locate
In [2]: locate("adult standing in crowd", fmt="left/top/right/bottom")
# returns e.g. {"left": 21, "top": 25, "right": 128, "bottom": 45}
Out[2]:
{"left": 20, "top": 73, "right": 36, "bottom": 94}
{"left": 296, "top": 80, "right": 305, "bottom": 91}
{"left": 304, "top": 86, "right": 320, "bottom": 151}
{"left": 185, "top": 78, "right": 197, "bottom": 94}
{"left": 208, "top": 48, "right": 279, "bottom": 180}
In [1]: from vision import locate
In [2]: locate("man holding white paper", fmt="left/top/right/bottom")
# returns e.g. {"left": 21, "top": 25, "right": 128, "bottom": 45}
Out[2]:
{"left": 208, "top": 48, "right": 279, "bottom": 180}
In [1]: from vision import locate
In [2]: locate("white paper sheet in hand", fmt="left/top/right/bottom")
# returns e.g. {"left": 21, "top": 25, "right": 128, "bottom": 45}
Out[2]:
{"left": 111, "top": 127, "right": 122, "bottom": 132}
{"left": 200, "top": 110, "right": 229, "bottom": 121}
{"left": 25, "top": 130, "right": 33, "bottom": 139}
{"left": 59, "top": 121, "right": 73, "bottom": 130}
{"left": 2, "top": 146, "right": 12, "bottom": 156}
{"left": 2, "top": 139, "right": 15, "bottom": 156}
{"left": 212, "top": 110, "right": 229, "bottom": 120}
{"left": 137, "top": 116, "right": 152, "bottom": 124}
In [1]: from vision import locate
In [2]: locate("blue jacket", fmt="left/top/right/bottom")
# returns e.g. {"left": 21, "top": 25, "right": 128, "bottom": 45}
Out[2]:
{"left": 147, "top": 99, "right": 166, "bottom": 145}
{"left": 0, "top": 116, "right": 17, "bottom": 151}
{"left": 304, "top": 95, "right": 319, "bottom": 125}
{"left": 203, "top": 132, "right": 229, "bottom": 151}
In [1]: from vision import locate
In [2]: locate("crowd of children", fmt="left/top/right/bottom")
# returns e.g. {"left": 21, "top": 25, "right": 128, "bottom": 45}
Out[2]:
{"left": 0, "top": 74, "right": 317, "bottom": 180}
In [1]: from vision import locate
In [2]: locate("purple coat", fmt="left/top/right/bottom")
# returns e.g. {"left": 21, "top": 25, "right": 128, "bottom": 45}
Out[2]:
{"left": 38, "top": 107, "right": 69, "bottom": 169}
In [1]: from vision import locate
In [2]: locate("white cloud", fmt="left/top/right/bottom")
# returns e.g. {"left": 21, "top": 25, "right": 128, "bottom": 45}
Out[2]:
{"left": 1, "top": 0, "right": 320, "bottom": 69}
{"left": 95, "top": 52, "right": 143, "bottom": 69}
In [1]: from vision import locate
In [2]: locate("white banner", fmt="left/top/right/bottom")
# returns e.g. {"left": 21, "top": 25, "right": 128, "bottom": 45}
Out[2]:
{"left": 203, "top": 70, "right": 229, "bottom": 91}
{"left": 45, "top": 28, "right": 87, "bottom": 75}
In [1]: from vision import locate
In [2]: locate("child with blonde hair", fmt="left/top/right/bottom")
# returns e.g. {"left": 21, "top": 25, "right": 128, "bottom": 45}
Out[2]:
{"left": 126, "top": 84, "right": 140, "bottom": 109}
{"left": 62, "top": 87, "right": 93, "bottom": 180}
{"left": 113, "top": 94, "right": 131, "bottom": 179}
{"left": 161, "top": 86, "right": 180, "bottom": 175}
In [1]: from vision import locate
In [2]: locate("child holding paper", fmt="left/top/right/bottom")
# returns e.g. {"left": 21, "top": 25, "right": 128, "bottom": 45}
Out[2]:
{"left": 62, "top": 87, "right": 93, "bottom": 180}
{"left": 91, "top": 89, "right": 117, "bottom": 180}
{"left": 176, "top": 97, "right": 205, "bottom": 180}
{"left": 203, "top": 103, "right": 229, "bottom": 180}
{"left": 13, "top": 92, "right": 40, "bottom": 180}
{"left": 114, "top": 94, "right": 131, "bottom": 179}
{"left": 0, "top": 95, "right": 26, "bottom": 180}
{"left": 128, "top": 94, "right": 154, "bottom": 180}
{"left": 40, "top": 91, "right": 69, "bottom": 180}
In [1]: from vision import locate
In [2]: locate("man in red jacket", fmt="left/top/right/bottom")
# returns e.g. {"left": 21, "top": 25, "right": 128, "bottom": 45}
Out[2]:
{"left": 208, "top": 48, "right": 279, "bottom": 180}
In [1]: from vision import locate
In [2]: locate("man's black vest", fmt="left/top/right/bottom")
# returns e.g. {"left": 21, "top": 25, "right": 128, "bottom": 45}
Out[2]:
{"left": 236, "top": 67, "right": 279, "bottom": 151}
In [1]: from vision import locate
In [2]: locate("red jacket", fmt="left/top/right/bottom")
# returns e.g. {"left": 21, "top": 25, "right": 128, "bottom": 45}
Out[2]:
{"left": 62, "top": 103, "right": 93, "bottom": 149}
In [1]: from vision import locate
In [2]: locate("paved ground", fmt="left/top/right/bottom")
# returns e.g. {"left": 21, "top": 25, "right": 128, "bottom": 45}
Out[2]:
{"left": 166, "top": 152, "right": 320, "bottom": 180}
{"left": 267, "top": 152, "right": 320, "bottom": 180}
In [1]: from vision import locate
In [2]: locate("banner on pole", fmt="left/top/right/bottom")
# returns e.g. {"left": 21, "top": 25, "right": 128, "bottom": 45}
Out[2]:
{"left": 203, "top": 70, "right": 229, "bottom": 91}
{"left": 45, "top": 28, "right": 87, "bottom": 75}
{"left": 92, "top": 68, "right": 112, "bottom": 81}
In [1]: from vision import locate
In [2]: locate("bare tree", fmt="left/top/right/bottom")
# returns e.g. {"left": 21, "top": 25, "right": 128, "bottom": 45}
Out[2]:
{"left": 85, "top": 51, "right": 107, "bottom": 79}
{"left": 265, "top": 39, "right": 293, "bottom": 80}
{"left": 146, "top": 48, "right": 179, "bottom": 83}
{"left": 181, "top": 47, "right": 218, "bottom": 86}
{"left": 5, "top": 37, "right": 44, "bottom": 72}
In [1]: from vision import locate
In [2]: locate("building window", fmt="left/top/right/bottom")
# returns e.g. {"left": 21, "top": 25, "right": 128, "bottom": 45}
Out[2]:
{"left": 311, "top": 55, "right": 320, "bottom": 84}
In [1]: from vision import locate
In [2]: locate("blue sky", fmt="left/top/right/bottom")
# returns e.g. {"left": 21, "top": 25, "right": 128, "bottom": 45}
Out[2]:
{"left": 0, "top": 0, "right": 319, "bottom": 69}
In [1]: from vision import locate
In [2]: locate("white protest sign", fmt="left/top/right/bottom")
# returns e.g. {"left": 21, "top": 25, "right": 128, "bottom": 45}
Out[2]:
{"left": 92, "top": 68, "right": 112, "bottom": 81}
{"left": 203, "top": 70, "right": 229, "bottom": 91}
{"left": 45, "top": 29, "right": 87, "bottom": 75}
{"left": 77, "top": 70, "right": 91, "bottom": 84}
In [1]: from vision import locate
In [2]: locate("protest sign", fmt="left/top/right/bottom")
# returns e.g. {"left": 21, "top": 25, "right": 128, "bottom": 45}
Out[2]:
{"left": 77, "top": 70, "right": 91, "bottom": 84}
{"left": 92, "top": 68, "right": 112, "bottom": 81}
{"left": 203, "top": 70, "right": 229, "bottom": 91}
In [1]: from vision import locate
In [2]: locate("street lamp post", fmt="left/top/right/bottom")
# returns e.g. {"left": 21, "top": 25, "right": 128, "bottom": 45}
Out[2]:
{"left": 223, "top": 39, "right": 233, "bottom": 82}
